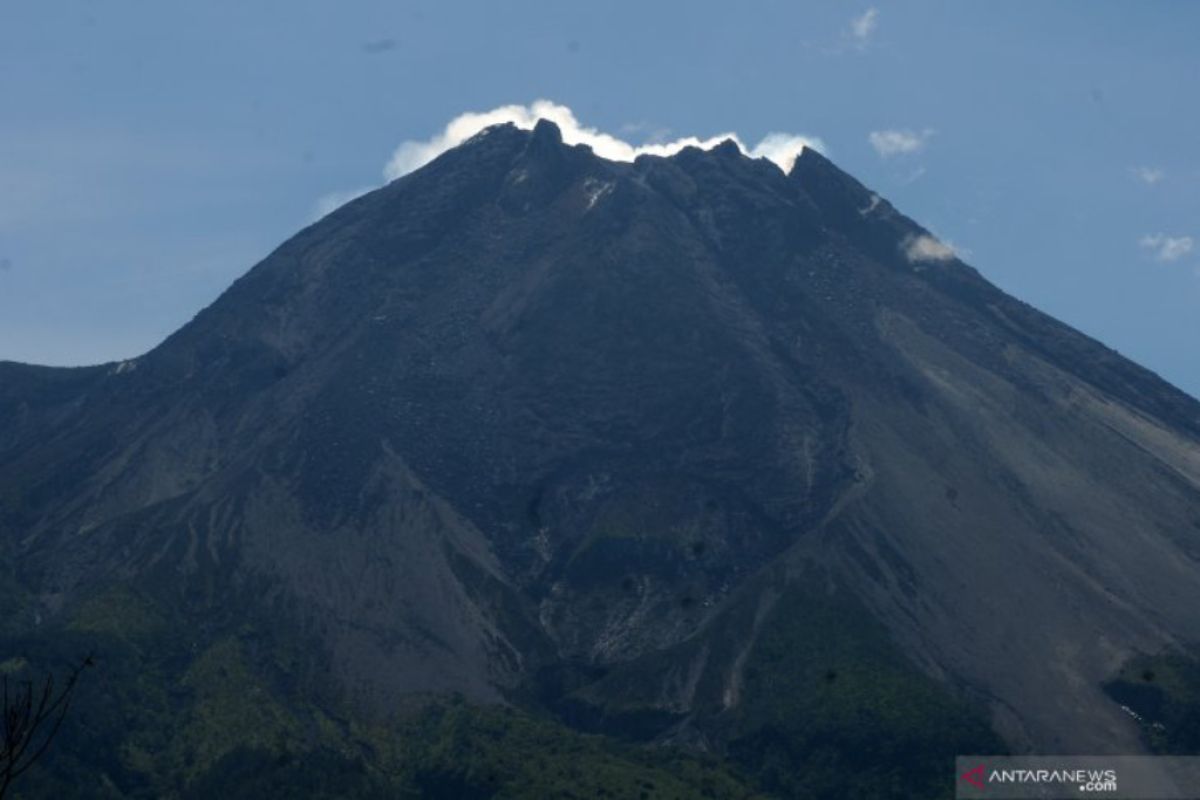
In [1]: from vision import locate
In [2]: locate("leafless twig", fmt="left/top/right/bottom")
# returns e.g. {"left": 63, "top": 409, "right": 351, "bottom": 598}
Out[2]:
{"left": 0, "top": 654, "right": 93, "bottom": 799}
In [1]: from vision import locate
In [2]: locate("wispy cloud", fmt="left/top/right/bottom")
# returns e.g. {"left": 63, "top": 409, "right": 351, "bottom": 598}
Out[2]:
{"left": 618, "top": 121, "right": 673, "bottom": 144}
{"left": 900, "top": 165, "right": 928, "bottom": 185}
{"left": 1140, "top": 233, "right": 1194, "bottom": 262}
{"left": 312, "top": 186, "right": 374, "bottom": 221}
{"left": 902, "top": 233, "right": 958, "bottom": 263}
{"left": 868, "top": 128, "right": 934, "bottom": 158}
{"left": 850, "top": 8, "right": 879, "bottom": 46}
{"left": 1130, "top": 166, "right": 1165, "bottom": 185}
{"left": 314, "top": 101, "right": 826, "bottom": 218}
{"left": 361, "top": 38, "right": 398, "bottom": 54}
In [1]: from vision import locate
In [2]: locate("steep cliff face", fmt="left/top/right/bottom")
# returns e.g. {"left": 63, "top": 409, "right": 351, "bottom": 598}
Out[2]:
{"left": 2, "top": 118, "right": 1199, "bottom": 788}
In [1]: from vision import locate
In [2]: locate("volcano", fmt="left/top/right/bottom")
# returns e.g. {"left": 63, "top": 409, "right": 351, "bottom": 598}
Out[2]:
{"left": 3, "top": 118, "right": 1199, "bottom": 798}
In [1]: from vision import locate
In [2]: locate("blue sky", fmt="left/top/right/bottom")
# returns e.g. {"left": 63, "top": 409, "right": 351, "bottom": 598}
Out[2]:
{"left": 2, "top": 1, "right": 1198, "bottom": 396}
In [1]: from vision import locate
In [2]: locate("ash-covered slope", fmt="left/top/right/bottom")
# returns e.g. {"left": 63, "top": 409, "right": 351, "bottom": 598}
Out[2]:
{"left": 3, "top": 119, "right": 1200, "bottom": 786}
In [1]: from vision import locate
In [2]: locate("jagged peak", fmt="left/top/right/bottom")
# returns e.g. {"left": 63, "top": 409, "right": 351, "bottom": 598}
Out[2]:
{"left": 531, "top": 117, "right": 563, "bottom": 145}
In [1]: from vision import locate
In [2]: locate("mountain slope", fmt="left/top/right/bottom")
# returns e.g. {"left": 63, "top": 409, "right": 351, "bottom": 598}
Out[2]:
{"left": 2, "top": 118, "right": 1199, "bottom": 795}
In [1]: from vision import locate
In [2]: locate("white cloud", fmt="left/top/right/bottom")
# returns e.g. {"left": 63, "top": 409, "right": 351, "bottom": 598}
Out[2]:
{"left": 748, "top": 132, "right": 828, "bottom": 173}
{"left": 1140, "top": 233, "right": 1194, "bottom": 262}
{"left": 313, "top": 101, "right": 826, "bottom": 218}
{"left": 383, "top": 100, "right": 825, "bottom": 180}
{"left": 902, "top": 233, "right": 957, "bottom": 263}
{"left": 850, "top": 8, "right": 879, "bottom": 45}
{"left": 868, "top": 128, "right": 934, "bottom": 157}
{"left": 1130, "top": 166, "right": 1165, "bottom": 185}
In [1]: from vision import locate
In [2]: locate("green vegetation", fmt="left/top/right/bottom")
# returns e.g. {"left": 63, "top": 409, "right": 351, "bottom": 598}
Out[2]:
{"left": 368, "top": 699, "right": 767, "bottom": 799}
{"left": 727, "top": 581, "right": 1005, "bottom": 800}
{"left": 2, "top": 570, "right": 1005, "bottom": 799}
{"left": 3, "top": 585, "right": 766, "bottom": 799}
{"left": 68, "top": 586, "right": 167, "bottom": 642}
{"left": 538, "top": 573, "right": 1004, "bottom": 799}
{"left": 1105, "top": 651, "right": 1200, "bottom": 754}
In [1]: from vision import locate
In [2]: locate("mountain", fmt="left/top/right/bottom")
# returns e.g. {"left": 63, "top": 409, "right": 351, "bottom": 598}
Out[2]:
{"left": 3, "top": 118, "right": 1199, "bottom": 798}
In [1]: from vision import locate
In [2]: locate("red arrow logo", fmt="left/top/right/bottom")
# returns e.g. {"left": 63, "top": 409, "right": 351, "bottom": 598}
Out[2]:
{"left": 960, "top": 764, "right": 986, "bottom": 789}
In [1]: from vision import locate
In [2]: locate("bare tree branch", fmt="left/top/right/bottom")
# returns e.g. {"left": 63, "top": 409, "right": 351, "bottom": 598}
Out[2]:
{"left": 0, "top": 654, "right": 92, "bottom": 800}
